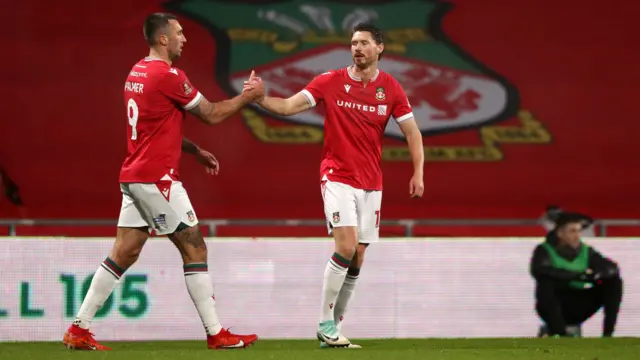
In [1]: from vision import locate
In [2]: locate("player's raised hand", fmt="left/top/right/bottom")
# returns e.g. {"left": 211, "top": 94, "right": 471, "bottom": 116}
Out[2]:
{"left": 409, "top": 174, "right": 424, "bottom": 198}
{"left": 242, "top": 70, "right": 265, "bottom": 101}
{"left": 241, "top": 70, "right": 257, "bottom": 93}
{"left": 195, "top": 148, "right": 220, "bottom": 176}
{"left": 242, "top": 70, "right": 258, "bottom": 89}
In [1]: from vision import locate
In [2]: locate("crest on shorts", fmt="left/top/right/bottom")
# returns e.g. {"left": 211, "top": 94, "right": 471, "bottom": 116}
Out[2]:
{"left": 332, "top": 212, "right": 340, "bottom": 224}
{"left": 186, "top": 210, "right": 196, "bottom": 223}
{"left": 152, "top": 213, "right": 167, "bottom": 230}
{"left": 375, "top": 87, "right": 385, "bottom": 101}
{"left": 167, "top": 0, "right": 552, "bottom": 162}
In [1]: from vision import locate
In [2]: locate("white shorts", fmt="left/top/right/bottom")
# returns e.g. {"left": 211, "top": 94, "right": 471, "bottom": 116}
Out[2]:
{"left": 321, "top": 180, "right": 382, "bottom": 243}
{"left": 117, "top": 175, "right": 199, "bottom": 236}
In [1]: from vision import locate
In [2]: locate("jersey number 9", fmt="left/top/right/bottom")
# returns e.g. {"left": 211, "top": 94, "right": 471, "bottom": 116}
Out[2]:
{"left": 127, "top": 98, "right": 139, "bottom": 140}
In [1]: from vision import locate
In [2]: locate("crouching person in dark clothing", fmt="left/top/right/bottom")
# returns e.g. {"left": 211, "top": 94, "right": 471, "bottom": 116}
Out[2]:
{"left": 530, "top": 213, "right": 623, "bottom": 337}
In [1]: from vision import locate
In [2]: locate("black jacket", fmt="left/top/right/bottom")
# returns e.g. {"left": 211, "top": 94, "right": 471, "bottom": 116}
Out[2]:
{"left": 530, "top": 231, "right": 620, "bottom": 284}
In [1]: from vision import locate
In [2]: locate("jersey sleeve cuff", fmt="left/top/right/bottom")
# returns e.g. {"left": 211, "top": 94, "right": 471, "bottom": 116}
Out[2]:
{"left": 300, "top": 89, "right": 317, "bottom": 108}
{"left": 395, "top": 112, "right": 414, "bottom": 123}
{"left": 184, "top": 92, "right": 203, "bottom": 110}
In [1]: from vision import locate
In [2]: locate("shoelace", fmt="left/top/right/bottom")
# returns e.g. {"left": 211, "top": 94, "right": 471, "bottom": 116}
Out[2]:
{"left": 217, "top": 327, "right": 236, "bottom": 336}
{"left": 80, "top": 332, "right": 97, "bottom": 343}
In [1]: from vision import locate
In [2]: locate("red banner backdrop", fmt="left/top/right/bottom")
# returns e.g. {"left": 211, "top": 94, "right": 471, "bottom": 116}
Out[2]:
{"left": 1, "top": 0, "right": 638, "bottom": 235}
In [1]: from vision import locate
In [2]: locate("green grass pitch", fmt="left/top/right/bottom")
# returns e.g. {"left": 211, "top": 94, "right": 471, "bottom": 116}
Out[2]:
{"left": 1, "top": 338, "right": 640, "bottom": 360}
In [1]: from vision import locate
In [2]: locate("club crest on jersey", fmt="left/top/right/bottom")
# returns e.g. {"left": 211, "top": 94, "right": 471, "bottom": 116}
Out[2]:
{"left": 167, "top": 0, "right": 552, "bottom": 162}
{"left": 332, "top": 212, "right": 340, "bottom": 224}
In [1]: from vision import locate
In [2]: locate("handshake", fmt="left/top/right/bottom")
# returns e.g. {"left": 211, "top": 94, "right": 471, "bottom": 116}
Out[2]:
{"left": 240, "top": 70, "right": 266, "bottom": 103}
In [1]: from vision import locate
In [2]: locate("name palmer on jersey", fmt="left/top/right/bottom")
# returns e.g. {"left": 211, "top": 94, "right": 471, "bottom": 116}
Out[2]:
{"left": 124, "top": 81, "right": 144, "bottom": 94}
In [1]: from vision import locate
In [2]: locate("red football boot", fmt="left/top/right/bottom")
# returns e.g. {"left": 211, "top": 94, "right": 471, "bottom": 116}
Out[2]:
{"left": 207, "top": 328, "right": 258, "bottom": 349}
{"left": 63, "top": 324, "right": 111, "bottom": 351}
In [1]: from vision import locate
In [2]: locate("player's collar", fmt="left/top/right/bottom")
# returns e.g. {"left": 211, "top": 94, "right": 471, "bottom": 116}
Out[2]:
{"left": 144, "top": 56, "right": 167, "bottom": 63}
{"left": 347, "top": 66, "right": 379, "bottom": 82}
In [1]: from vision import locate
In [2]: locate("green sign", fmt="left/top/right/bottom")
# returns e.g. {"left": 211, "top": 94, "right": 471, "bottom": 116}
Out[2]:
{"left": 60, "top": 274, "right": 149, "bottom": 319}
{"left": 0, "top": 273, "right": 150, "bottom": 320}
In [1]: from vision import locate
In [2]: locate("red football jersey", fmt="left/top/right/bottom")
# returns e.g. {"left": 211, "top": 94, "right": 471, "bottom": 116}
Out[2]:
{"left": 301, "top": 67, "right": 413, "bottom": 191}
{"left": 119, "top": 57, "right": 202, "bottom": 183}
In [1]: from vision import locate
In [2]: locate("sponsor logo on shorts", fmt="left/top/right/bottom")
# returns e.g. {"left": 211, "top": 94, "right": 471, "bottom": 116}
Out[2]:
{"left": 186, "top": 210, "right": 196, "bottom": 223}
{"left": 332, "top": 212, "right": 340, "bottom": 224}
{"left": 152, "top": 213, "right": 167, "bottom": 230}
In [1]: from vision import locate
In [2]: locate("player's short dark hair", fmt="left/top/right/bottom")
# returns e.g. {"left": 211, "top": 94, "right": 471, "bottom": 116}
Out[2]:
{"left": 143, "top": 13, "right": 177, "bottom": 46}
{"left": 351, "top": 23, "right": 385, "bottom": 60}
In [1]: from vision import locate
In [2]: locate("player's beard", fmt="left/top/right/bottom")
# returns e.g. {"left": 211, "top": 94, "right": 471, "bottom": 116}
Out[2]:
{"left": 168, "top": 44, "right": 183, "bottom": 61}
{"left": 169, "top": 50, "right": 182, "bottom": 61}
{"left": 353, "top": 56, "right": 374, "bottom": 70}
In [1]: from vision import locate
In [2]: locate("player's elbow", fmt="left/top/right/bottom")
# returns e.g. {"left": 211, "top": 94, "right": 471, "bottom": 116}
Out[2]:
{"left": 400, "top": 119, "right": 422, "bottom": 142}
{"left": 205, "top": 114, "right": 225, "bottom": 125}
{"left": 265, "top": 107, "right": 290, "bottom": 117}
{"left": 281, "top": 103, "right": 307, "bottom": 117}
{"left": 280, "top": 107, "right": 295, "bottom": 117}
{"left": 405, "top": 126, "right": 422, "bottom": 142}
{"left": 260, "top": 97, "right": 299, "bottom": 117}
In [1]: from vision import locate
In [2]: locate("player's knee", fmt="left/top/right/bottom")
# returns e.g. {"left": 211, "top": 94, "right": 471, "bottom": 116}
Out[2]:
{"left": 335, "top": 242, "right": 356, "bottom": 259}
{"left": 111, "top": 244, "right": 142, "bottom": 268}
{"left": 356, "top": 243, "right": 367, "bottom": 255}
{"left": 111, "top": 227, "right": 148, "bottom": 268}
{"left": 333, "top": 229, "right": 357, "bottom": 257}
{"left": 118, "top": 255, "right": 139, "bottom": 270}
{"left": 169, "top": 225, "right": 208, "bottom": 263}
{"left": 186, "top": 243, "right": 207, "bottom": 262}
{"left": 351, "top": 243, "right": 368, "bottom": 268}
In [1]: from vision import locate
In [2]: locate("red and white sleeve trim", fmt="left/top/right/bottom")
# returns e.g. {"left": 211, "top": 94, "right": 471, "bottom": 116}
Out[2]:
{"left": 300, "top": 90, "right": 317, "bottom": 108}
{"left": 395, "top": 112, "right": 414, "bottom": 123}
{"left": 184, "top": 92, "right": 203, "bottom": 110}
